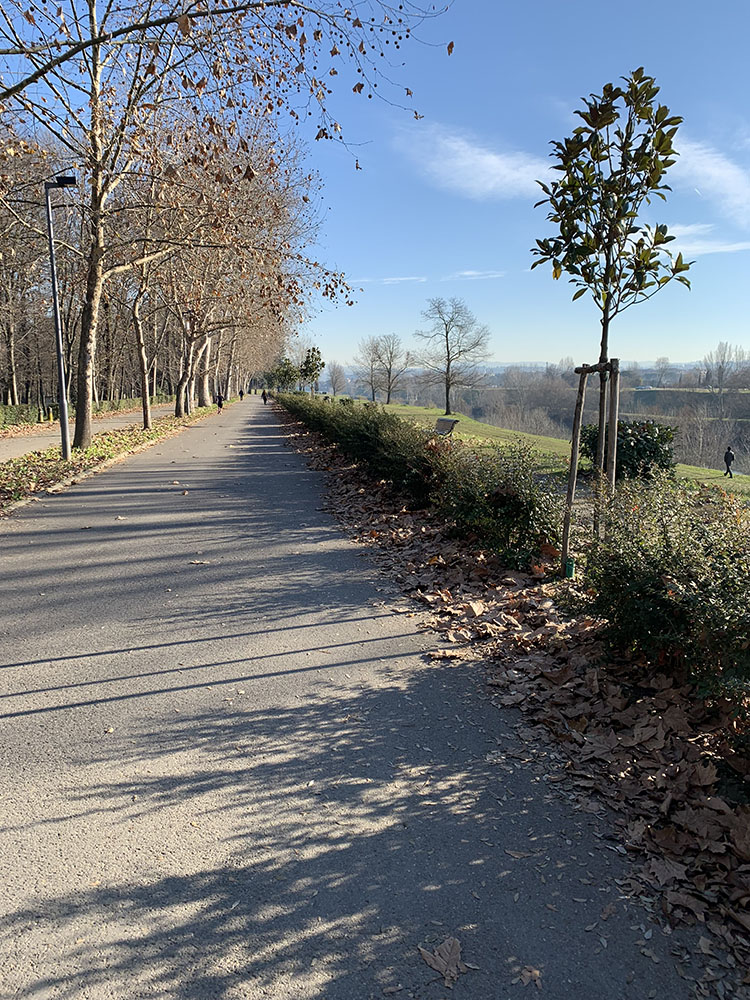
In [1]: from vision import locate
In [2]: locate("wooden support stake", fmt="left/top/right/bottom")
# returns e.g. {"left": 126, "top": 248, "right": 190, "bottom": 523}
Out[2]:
{"left": 606, "top": 358, "right": 620, "bottom": 494}
{"left": 561, "top": 369, "right": 588, "bottom": 576}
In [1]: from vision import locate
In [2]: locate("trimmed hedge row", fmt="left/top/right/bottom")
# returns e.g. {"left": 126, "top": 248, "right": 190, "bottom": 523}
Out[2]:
{"left": 281, "top": 395, "right": 749, "bottom": 719}
{"left": 279, "top": 394, "right": 561, "bottom": 568}
{"left": 577, "top": 473, "right": 750, "bottom": 713}
{"left": 0, "top": 396, "right": 174, "bottom": 428}
{"left": 0, "top": 404, "right": 39, "bottom": 427}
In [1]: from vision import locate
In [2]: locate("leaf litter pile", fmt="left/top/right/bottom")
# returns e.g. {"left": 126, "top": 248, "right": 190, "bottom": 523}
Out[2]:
{"left": 279, "top": 412, "right": 750, "bottom": 997}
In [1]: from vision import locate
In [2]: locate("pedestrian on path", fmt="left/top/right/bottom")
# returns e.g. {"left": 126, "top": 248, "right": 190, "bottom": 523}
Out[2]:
{"left": 724, "top": 445, "right": 735, "bottom": 478}
{"left": 216, "top": 392, "right": 224, "bottom": 413}
{"left": 261, "top": 389, "right": 268, "bottom": 405}
{"left": 239, "top": 389, "right": 244, "bottom": 401}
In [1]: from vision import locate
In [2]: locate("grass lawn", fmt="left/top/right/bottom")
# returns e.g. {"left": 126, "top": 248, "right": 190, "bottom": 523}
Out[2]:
{"left": 384, "top": 401, "right": 750, "bottom": 497}
{"left": 383, "top": 403, "right": 570, "bottom": 473}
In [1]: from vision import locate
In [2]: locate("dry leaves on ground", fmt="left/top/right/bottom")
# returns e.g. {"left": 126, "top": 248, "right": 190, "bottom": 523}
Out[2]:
{"left": 417, "top": 936, "right": 470, "bottom": 988}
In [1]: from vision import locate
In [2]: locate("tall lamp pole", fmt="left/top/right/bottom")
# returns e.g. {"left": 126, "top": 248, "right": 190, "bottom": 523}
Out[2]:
{"left": 44, "top": 174, "right": 76, "bottom": 461}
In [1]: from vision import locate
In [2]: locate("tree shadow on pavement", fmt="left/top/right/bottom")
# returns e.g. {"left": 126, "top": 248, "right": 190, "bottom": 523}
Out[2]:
{"left": 1, "top": 662, "right": 698, "bottom": 1000}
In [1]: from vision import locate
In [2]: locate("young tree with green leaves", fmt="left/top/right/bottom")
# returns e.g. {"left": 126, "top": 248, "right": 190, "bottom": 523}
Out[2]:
{"left": 300, "top": 346, "right": 325, "bottom": 394}
{"left": 531, "top": 67, "right": 692, "bottom": 475}
{"left": 266, "top": 358, "right": 299, "bottom": 392}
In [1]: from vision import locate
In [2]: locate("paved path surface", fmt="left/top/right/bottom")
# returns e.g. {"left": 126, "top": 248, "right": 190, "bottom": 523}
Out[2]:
{"left": 0, "top": 403, "right": 176, "bottom": 461}
{"left": 1, "top": 399, "right": 698, "bottom": 999}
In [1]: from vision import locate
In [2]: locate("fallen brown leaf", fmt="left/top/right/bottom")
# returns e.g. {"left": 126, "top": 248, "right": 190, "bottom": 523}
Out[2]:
{"left": 417, "top": 936, "right": 470, "bottom": 988}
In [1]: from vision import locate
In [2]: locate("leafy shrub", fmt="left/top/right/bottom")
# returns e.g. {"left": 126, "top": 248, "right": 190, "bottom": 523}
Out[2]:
{"left": 580, "top": 418, "right": 676, "bottom": 479}
{"left": 278, "top": 394, "right": 560, "bottom": 566}
{"left": 280, "top": 394, "right": 447, "bottom": 504}
{"left": 0, "top": 403, "right": 39, "bottom": 427}
{"left": 435, "top": 441, "right": 561, "bottom": 567}
{"left": 580, "top": 473, "right": 750, "bottom": 710}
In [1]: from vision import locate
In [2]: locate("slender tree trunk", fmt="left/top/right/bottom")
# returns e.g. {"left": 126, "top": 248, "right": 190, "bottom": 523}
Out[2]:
{"left": 213, "top": 342, "right": 222, "bottom": 400}
{"left": 196, "top": 338, "right": 211, "bottom": 407}
{"left": 73, "top": 26, "right": 105, "bottom": 451}
{"left": 5, "top": 324, "right": 19, "bottom": 404}
{"left": 223, "top": 338, "right": 235, "bottom": 397}
{"left": 174, "top": 337, "right": 194, "bottom": 418}
{"left": 596, "top": 255, "right": 613, "bottom": 477}
{"left": 596, "top": 319, "right": 610, "bottom": 476}
{"left": 132, "top": 288, "right": 152, "bottom": 430}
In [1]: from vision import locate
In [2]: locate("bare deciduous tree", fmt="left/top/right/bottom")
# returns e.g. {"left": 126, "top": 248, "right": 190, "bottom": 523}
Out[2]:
{"left": 704, "top": 342, "right": 747, "bottom": 418}
{"left": 352, "top": 336, "right": 381, "bottom": 401}
{"left": 373, "top": 333, "right": 411, "bottom": 404}
{"left": 413, "top": 297, "right": 490, "bottom": 415}
{"left": 653, "top": 356, "right": 672, "bottom": 387}
{"left": 326, "top": 361, "right": 346, "bottom": 396}
{"left": 0, "top": 1, "right": 447, "bottom": 447}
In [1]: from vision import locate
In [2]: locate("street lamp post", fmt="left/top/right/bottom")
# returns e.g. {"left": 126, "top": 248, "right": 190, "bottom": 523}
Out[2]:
{"left": 44, "top": 174, "right": 76, "bottom": 460}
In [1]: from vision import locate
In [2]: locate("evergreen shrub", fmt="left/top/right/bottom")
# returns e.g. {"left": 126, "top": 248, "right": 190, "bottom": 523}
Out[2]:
{"left": 278, "top": 394, "right": 559, "bottom": 565}
{"left": 580, "top": 473, "right": 750, "bottom": 711}
{"left": 580, "top": 418, "right": 676, "bottom": 479}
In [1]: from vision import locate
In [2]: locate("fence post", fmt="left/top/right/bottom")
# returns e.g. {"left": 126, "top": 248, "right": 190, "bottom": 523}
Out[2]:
{"left": 561, "top": 369, "right": 588, "bottom": 576}
{"left": 606, "top": 358, "right": 620, "bottom": 493}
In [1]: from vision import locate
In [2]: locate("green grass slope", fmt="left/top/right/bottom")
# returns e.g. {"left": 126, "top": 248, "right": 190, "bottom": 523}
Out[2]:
{"left": 383, "top": 402, "right": 750, "bottom": 496}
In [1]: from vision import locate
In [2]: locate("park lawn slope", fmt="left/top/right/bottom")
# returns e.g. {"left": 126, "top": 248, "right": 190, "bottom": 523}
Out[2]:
{"left": 382, "top": 402, "right": 569, "bottom": 473}
{"left": 384, "top": 401, "right": 750, "bottom": 497}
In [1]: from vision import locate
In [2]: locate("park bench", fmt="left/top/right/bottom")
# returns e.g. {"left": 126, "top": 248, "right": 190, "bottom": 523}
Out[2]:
{"left": 434, "top": 417, "right": 459, "bottom": 436}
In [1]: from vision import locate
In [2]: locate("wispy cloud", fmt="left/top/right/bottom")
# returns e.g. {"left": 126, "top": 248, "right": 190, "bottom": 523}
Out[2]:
{"left": 668, "top": 222, "right": 750, "bottom": 256}
{"left": 443, "top": 269, "right": 506, "bottom": 281}
{"left": 673, "top": 139, "right": 750, "bottom": 227}
{"left": 396, "top": 123, "right": 549, "bottom": 200}
{"left": 355, "top": 275, "right": 427, "bottom": 285}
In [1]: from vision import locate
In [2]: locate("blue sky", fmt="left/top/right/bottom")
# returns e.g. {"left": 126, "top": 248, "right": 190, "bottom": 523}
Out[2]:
{"left": 302, "top": 0, "right": 750, "bottom": 366}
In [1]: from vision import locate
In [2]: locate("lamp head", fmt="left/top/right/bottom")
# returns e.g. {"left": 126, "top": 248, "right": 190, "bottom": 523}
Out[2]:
{"left": 45, "top": 175, "right": 77, "bottom": 190}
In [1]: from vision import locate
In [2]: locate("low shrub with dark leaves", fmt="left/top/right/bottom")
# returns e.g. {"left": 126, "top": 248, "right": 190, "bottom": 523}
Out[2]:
{"left": 278, "top": 395, "right": 559, "bottom": 566}
{"left": 579, "top": 473, "right": 750, "bottom": 712}
{"left": 581, "top": 418, "right": 676, "bottom": 480}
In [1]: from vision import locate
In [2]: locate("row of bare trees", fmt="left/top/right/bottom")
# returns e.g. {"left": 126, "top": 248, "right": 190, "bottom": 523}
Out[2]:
{"left": 343, "top": 297, "right": 490, "bottom": 413}
{"left": 0, "top": 122, "right": 330, "bottom": 434}
{"left": 0, "top": 0, "right": 446, "bottom": 446}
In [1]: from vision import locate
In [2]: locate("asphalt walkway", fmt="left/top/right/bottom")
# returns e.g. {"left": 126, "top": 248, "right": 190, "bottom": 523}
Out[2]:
{"left": 0, "top": 403, "right": 175, "bottom": 462}
{"left": 0, "top": 398, "right": 699, "bottom": 998}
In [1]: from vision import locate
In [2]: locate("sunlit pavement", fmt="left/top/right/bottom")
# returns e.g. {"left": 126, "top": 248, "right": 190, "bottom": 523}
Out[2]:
{"left": 0, "top": 399, "right": 700, "bottom": 999}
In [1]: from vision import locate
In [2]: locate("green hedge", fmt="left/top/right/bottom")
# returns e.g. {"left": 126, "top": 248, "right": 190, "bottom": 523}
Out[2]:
{"left": 279, "top": 394, "right": 560, "bottom": 567}
{"left": 0, "top": 404, "right": 39, "bottom": 427}
{"left": 580, "top": 418, "right": 676, "bottom": 479}
{"left": 577, "top": 473, "right": 750, "bottom": 713}
{"left": 0, "top": 396, "right": 174, "bottom": 428}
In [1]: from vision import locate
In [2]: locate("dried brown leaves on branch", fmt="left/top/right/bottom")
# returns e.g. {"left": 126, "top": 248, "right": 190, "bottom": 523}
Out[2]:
{"left": 280, "top": 409, "right": 750, "bottom": 987}
{"left": 1, "top": 1, "right": 448, "bottom": 446}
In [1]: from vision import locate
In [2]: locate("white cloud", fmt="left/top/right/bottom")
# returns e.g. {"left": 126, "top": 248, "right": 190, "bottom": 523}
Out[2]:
{"left": 668, "top": 222, "right": 750, "bottom": 256}
{"left": 397, "top": 123, "right": 549, "bottom": 200}
{"left": 443, "top": 269, "right": 506, "bottom": 280}
{"left": 673, "top": 139, "right": 750, "bottom": 228}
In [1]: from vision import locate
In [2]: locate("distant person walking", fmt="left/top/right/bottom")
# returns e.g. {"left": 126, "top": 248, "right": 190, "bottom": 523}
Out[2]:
{"left": 261, "top": 389, "right": 268, "bottom": 405}
{"left": 239, "top": 389, "right": 244, "bottom": 401}
{"left": 724, "top": 446, "right": 735, "bottom": 478}
{"left": 216, "top": 392, "right": 224, "bottom": 413}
